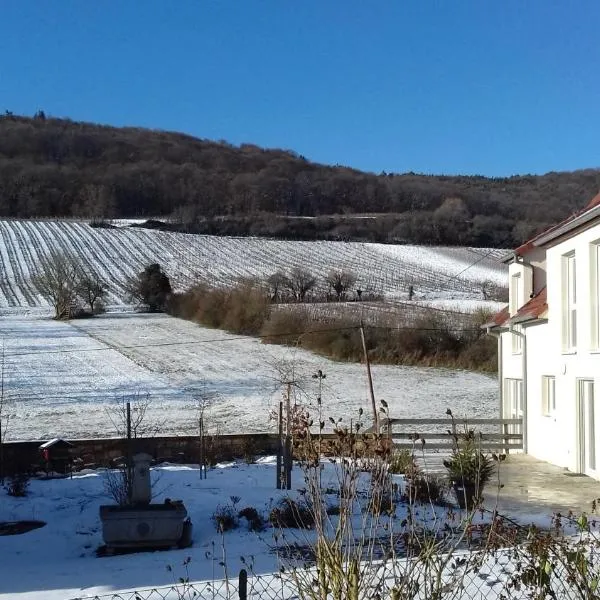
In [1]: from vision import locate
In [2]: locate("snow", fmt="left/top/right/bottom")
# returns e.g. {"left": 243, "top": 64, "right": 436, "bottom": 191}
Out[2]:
{"left": 0, "top": 459, "right": 570, "bottom": 600}
{"left": 0, "top": 220, "right": 507, "bottom": 310}
{"left": 1, "top": 313, "right": 498, "bottom": 441}
{"left": 0, "top": 460, "right": 296, "bottom": 599}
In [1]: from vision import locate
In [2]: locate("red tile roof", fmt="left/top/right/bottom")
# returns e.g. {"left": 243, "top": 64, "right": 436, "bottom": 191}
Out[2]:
{"left": 513, "top": 287, "right": 547, "bottom": 322}
{"left": 489, "top": 305, "right": 509, "bottom": 327}
{"left": 486, "top": 287, "right": 547, "bottom": 329}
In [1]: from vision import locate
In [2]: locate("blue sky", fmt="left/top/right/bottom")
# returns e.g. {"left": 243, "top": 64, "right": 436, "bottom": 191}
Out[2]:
{"left": 1, "top": 1, "right": 599, "bottom": 176}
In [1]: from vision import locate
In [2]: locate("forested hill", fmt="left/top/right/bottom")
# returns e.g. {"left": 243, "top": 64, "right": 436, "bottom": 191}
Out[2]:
{"left": 1, "top": 112, "right": 599, "bottom": 248}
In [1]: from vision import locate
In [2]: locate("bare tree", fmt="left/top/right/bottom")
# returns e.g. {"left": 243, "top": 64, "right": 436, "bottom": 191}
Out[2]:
{"left": 267, "top": 270, "right": 288, "bottom": 303}
{"left": 481, "top": 279, "right": 509, "bottom": 302}
{"left": 325, "top": 269, "right": 357, "bottom": 301}
{"left": 285, "top": 267, "right": 317, "bottom": 302}
{"left": 76, "top": 270, "right": 108, "bottom": 314}
{"left": 32, "top": 251, "right": 83, "bottom": 319}
{"left": 106, "top": 391, "right": 165, "bottom": 438}
{"left": 185, "top": 381, "right": 221, "bottom": 475}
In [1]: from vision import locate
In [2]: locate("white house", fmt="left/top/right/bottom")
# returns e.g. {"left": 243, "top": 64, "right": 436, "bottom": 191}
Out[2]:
{"left": 487, "top": 191, "right": 600, "bottom": 478}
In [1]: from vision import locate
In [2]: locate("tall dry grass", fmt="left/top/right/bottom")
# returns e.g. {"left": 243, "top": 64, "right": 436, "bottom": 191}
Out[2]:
{"left": 169, "top": 282, "right": 497, "bottom": 372}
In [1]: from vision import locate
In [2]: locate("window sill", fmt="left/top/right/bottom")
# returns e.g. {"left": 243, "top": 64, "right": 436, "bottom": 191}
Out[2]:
{"left": 561, "top": 350, "right": 577, "bottom": 355}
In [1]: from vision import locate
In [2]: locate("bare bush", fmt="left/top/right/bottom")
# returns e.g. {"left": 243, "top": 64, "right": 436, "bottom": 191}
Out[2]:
{"left": 267, "top": 270, "right": 288, "bottom": 302}
{"left": 106, "top": 391, "right": 165, "bottom": 438}
{"left": 32, "top": 251, "right": 83, "bottom": 319}
{"left": 76, "top": 270, "right": 108, "bottom": 313}
{"left": 325, "top": 269, "right": 357, "bottom": 301}
{"left": 284, "top": 267, "right": 317, "bottom": 302}
{"left": 103, "top": 467, "right": 129, "bottom": 506}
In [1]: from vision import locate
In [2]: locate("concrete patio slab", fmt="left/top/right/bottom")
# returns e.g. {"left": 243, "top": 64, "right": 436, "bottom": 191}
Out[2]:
{"left": 483, "top": 454, "right": 600, "bottom": 521}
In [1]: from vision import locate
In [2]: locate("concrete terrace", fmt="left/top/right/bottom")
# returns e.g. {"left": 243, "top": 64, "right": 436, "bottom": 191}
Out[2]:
{"left": 485, "top": 454, "right": 600, "bottom": 520}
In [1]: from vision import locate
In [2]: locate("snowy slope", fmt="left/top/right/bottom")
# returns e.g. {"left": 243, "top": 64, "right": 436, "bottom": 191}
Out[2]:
{"left": 0, "top": 220, "right": 507, "bottom": 309}
{"left": 1, "top": 313, "right": 498, "bottom": 441}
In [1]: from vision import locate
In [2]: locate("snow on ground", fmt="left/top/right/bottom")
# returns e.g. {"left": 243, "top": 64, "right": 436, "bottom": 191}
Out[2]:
{"left": 414, "top": 298, "right": 506, "bottom": 313}
{"left": 1, "top": 313, "right": 498, "bottom": 441}
{"left": 0, "top": 459, "right": 565, "bottom": 600}
{"left": 0, "top": 219, "right": 507, "bottom": 309}
{"left": 0, "top": 460, "right": 301, "bottom": 600}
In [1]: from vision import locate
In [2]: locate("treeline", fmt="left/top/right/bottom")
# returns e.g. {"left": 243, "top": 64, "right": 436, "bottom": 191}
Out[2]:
{"left": 169, "top": 280, "right": 497, "bottom": 372}
{"left": 2, "top": 112, "right": 600, "bottom": 247}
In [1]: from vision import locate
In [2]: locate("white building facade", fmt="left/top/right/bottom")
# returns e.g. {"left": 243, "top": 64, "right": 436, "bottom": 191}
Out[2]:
{"left": 489, "top": 193, "right": 600, "bottom": 478}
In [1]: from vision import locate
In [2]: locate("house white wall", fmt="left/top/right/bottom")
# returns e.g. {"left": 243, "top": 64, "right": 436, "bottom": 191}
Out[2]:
{"left": 543, "top": 221, "right": 600, "bottom": 476}
{"left": 500, "top": 219, "right": 600, "bottom": 479}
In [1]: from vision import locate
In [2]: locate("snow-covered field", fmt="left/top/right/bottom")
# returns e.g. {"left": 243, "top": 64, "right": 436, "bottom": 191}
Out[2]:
{"left": 1, "top": 313, "right": 498, "bottom": 441}
{"left": 0, "top": 219, "right": 507, "bottom": 310}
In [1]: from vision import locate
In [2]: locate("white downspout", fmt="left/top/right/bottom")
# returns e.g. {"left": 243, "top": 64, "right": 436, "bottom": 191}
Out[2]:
{"left": 486, "top": 327, "right": 504, "bottom": 443}
{"left": 509, "top": 324, "right": 528, "bottom": 453}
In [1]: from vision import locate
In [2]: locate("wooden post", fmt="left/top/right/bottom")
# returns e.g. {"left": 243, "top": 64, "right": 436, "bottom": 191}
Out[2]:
{"left": 276, "top": 401, "right": 283, "bottom": 489}
{"left": 360, "top": 321, "right": 379, "bottom": 432}
{"left": 199, "top": 415, "right": 205, "bottom": 480}
{"left": 238, "top": 568, "right": 248, "bottom": 600}
{"left": 126, "top": 401, "right": 133, "bottom": 505}
{"left": 503, "top": 422, "right": 510, "bottom": 455}
{"left": 285, "top": 382, "right": 292, "bottom": 490}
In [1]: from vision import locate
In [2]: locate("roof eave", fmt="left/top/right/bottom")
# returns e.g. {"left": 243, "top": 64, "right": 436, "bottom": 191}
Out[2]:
{"left": 510, "top": 314, "right": 548, "bottom": 325}
{"left": 500, "top": 251, "right": 516, "bottom": 264}
{"left": 534, "top": 205, "right": 600, "bottom": 247}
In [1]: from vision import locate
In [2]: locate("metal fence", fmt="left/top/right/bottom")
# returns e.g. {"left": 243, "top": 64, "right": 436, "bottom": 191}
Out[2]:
{"left": 69, "top": 551, "right": 594, "bottom": 600}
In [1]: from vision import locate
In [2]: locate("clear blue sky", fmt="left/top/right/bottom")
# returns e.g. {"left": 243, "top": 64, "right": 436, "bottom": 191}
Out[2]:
{"left": 1, "top": 1, "right": 599, "bottom": 177}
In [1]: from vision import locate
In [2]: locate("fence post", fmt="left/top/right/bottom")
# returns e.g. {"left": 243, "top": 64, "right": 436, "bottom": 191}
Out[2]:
{"left": 239, "top": 568, "right": 248, "bottom": 600}
{"left": 503, "top": 422, "right": 510, "bottom": 455}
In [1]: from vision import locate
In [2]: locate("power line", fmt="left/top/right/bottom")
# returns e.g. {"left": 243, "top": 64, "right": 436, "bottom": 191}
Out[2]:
{"left": 1, "top": 322, "right": 482, "bottom": 359}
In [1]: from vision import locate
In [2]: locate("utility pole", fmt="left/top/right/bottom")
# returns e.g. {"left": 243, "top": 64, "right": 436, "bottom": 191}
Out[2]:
{"left": 360, "top": 321, "right": 379, "bottom": 432}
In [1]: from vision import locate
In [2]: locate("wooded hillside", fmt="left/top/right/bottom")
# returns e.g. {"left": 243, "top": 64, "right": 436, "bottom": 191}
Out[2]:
{"left": 1, "top": 112, "right": 599, "bottom": 247}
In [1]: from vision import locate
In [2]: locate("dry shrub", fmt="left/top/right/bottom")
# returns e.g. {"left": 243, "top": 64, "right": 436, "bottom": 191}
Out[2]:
{"left": 5, "top": 473, "right": 30, "bottom": 497}
{"left": 174, "top": 279, "right": 498, "bottom": 372}
{"left": 269, "top": 498, "right": 315, "bottom": 529}
{"left": 405, "top": 473, "right": 447, "bottom": 505}
{"left": 260, "top": 307, "right": 307, "bottom": 345}
{"left": 212, "top": 504, "right": 238, "bottom": 532}
{"left": 388, "top": 448, "right": 417, "bottom": 475}
{"left": 170, "top": 280, "right": 270, "bottom": 335}
{"left": 238, "top": 506, "right": 265, "bottom": 531}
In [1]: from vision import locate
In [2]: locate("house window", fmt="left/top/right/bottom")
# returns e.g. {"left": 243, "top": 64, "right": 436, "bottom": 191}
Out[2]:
{"left": 504, "top": 378, "right": 524, "bottom": 434}
{"left": 510, "top": 273, "right": 522, "bottom": 315}
{"left": 563, "top": 253, "right": 577, "bottom": 351}
{"left": 592, "top": 243, "right": 600, "bottom": 349}
{"left": 542, "top": 376, "right": 556, "bottom": 416}
{"left": 511, "top": 324, "right": 523, "bottom": 354}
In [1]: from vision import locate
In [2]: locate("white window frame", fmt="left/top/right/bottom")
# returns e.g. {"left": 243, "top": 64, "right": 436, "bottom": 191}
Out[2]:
{"left": 591, "top": 243, "right": 600, "bottom": 350}
{"left": 510, "top": 273, "right": 522, "bottom": 315}
{"left": 542, "top": 375, "right": 556, "bottom": 417}
{"left": 504, "top": 378, "right": 524, "bottom": 435}
{"left": 511, "top": 324, "right": 523, "bottom": 354}
{"left": 562, "top": 252, "right": 577, "bottom": 352}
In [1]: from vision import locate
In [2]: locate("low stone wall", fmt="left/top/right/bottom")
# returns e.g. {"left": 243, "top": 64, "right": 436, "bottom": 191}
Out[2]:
{"left": 2, "top": 433, "right": 280, "bottom": 474}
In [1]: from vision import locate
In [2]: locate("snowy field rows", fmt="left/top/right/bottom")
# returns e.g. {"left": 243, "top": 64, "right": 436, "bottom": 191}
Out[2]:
{"left": 1, "top": 313, "right": 498, "bottom": 441}
{"left": 0, "top": 219, "right": 507, "bottom": 310}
